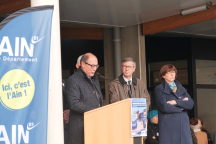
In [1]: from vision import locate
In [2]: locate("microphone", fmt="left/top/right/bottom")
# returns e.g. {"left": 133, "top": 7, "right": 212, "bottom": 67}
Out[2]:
{"left": 96, "top": 72, "right": 122, "bottom": 85}
{"left": 96, "top": 72, "right": 113, "bottom": 81}
{"left": 96, "top": 72, "right": 127, "bottom": 98}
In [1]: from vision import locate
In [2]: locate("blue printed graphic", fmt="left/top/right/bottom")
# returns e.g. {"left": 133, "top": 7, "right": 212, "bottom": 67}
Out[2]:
{"left": 0, "top": 7, "right": 53, "bottom": 144}
{"left": 131, "top": 98, "right": 147, "bottom": 137}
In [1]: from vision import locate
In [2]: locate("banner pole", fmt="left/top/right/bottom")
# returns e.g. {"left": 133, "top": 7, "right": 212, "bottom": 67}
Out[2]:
{"left": 30, "top": 0, "right": 63, "bottom": 144}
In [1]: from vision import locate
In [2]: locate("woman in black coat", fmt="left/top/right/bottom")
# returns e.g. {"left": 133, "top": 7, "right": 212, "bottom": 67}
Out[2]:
{"left": 145, "top": 110, "right": 159, "bottom": 144}
{"left": 154, "top": 64, "right": 194, "bottom": 144}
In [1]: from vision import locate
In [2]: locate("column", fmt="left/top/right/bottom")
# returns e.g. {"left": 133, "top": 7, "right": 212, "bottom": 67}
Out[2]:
{"left": 113, "top": 27, "right": 122, "bottom": 78}
{"left": 103, "top": 28, "right": 115, "bottom": 104}
{"left": 121, "top": 25, "right": 147, "bottom": 83}
{"left": 121, "top": 24, "right": 147, "bottom": 143}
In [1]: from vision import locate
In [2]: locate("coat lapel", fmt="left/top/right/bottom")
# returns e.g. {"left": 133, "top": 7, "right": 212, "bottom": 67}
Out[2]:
{"left": 163, "top": 80, "right": 187, "bottom": 99}
{"left": 175, "top": 80, "right": 187, "bottom": 95}
{"left": 91, "top": 75, "right": 104, "bottom": 104}
{"left": 78, "top": 67, "right": 103, "bottom": 104}
{"left": 172, "top": 90, "right": 180, "bottom": 99}
{"left": 118, "top": 74, "right": 127, "bottom": 86}
{"left": 132, "top": 76, "right": 138, "bottom": 98}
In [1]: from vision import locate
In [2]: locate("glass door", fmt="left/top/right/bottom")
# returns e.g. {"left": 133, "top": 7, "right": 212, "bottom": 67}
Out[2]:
{"left": 194, "top": 59, "right": 216, "bottom": 137}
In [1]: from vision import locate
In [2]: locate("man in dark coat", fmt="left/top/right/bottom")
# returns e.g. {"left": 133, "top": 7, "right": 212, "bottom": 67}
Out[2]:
{"left": 66, "top": 53, "right": 104, "bottom": 144}
{"left": 155, "top": 80, "right": 194, "bottom": 144}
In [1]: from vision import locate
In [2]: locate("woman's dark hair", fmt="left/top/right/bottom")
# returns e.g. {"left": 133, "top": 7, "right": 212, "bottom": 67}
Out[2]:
{"left": 159, "top": 64, "right": 177, "bottom": 82}
{"left": 197, "top": 117, "right": 208, "bottom": 132}
{"left": 189, "top": 118, "right": 198, "bottom": 125}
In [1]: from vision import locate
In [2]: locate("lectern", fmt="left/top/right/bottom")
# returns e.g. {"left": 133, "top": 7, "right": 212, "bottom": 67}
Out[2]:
{"left": 84, "top": 99, "right": 143, "bottom": 144}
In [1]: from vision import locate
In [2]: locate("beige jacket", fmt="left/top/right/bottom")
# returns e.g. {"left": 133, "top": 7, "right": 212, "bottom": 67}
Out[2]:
{"left": 109, "top": 74, "right": 150, "bottom": 111}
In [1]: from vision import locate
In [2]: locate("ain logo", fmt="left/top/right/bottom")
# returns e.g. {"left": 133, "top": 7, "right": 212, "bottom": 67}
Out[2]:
{"left": 0, "top": 122, "right": 40, "bottom": 144}
{"left": 0, "top": 36, "right": 45, "bottom": 57}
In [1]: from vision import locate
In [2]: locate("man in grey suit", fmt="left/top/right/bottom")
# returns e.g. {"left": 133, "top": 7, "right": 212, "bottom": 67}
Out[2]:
{"left": 66, "top": 53, "right": 104, "bottom": 144}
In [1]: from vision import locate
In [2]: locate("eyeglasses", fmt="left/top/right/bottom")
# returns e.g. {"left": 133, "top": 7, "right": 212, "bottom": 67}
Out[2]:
{"left": 167, "top": 71, "right": 176, "bottom": 75}
{"left": 122, "top": 65, "right": 134, "bottom": 69}
{"left": 85, "top": 62, "right": 99, "bottom": 69}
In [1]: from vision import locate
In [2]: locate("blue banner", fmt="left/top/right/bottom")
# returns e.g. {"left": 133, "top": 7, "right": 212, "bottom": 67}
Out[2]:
{"left": 0, "top": 6, "right": 53, "bottom": 144}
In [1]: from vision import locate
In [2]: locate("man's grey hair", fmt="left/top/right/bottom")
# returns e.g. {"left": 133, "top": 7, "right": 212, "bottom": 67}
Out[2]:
{"left": 77, "top": 55, "right": 83, "bottom": 65}
{"left": 122, "top": 57, "right": 136, "bottom": 67}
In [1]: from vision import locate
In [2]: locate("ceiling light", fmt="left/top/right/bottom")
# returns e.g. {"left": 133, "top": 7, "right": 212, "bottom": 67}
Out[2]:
{"left": 180, "top": 2, "right": 212, "bottom": 16}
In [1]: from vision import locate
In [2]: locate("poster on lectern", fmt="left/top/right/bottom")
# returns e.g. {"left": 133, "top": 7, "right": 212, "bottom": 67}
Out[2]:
{"left": 0, "top": 6, "right": 53, "bottom": 144}
{"left": 131, "top": 98, "right": 147, "bottom": 137}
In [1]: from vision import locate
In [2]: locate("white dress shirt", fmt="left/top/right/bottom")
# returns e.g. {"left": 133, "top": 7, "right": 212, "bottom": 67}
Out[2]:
{"left": 123, "top": 75, "right": 132, "bottom": 85}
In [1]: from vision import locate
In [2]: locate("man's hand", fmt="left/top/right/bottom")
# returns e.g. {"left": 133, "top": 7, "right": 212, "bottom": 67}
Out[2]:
{"left": 183, "top": 97, "right": 188, "bottom": 101}
{"left": 63, "top": 109, "right": 70, "bottom": 124}
{"left": 167, "top": 100, "right": 177, "bottom": 105}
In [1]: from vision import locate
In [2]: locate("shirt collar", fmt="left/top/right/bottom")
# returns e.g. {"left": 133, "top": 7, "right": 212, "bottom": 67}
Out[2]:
{"left": 193, "top": 129, "right": 201, "bottom": 132}
{"left": 123, "top": 75, "right": 132, "bottom": 85}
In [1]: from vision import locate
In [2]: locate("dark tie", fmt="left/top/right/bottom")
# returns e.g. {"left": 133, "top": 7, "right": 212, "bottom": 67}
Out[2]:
{"left": 89, "top": 78, "right": 102, "bottom": 107}
{"left": 128, "top": 80, "right": 132, "bottom": 98}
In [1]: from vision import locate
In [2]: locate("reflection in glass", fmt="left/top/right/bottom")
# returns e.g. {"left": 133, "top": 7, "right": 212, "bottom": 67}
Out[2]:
{"left": 196, "top": 60, "right": 216, "bottom": 84}
{"left": 149, "top": 60, "right": 188, "bottom": 87}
